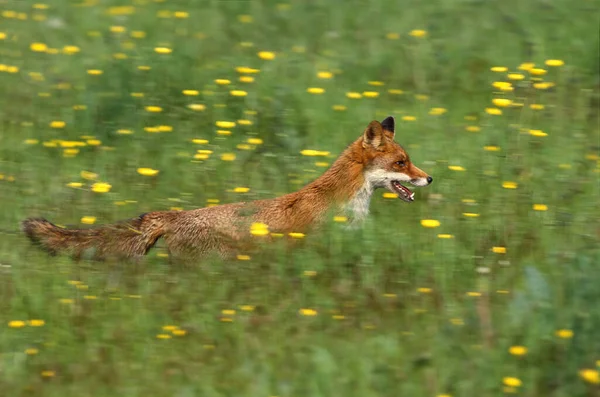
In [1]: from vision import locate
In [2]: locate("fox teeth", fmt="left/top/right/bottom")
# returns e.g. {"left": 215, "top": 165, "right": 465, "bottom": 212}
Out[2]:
{"left": 410, "top": 192, "right": 415, "bottom": 200}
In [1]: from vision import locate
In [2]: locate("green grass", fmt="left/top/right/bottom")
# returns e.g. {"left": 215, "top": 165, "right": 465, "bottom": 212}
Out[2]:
{"left": 1, "top": 0, "right": 599, "bottom": 396}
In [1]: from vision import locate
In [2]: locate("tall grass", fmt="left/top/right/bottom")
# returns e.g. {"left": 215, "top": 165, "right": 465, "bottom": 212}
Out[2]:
{"left": 1, "top": 1, "right": 599, "bottom": 396}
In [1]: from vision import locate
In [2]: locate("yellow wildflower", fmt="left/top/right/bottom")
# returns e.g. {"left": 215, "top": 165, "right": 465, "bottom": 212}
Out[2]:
{"left": 508, "top": 346, "right": 527, "bottom": 356}
{"left": 503, "top": 377, "right": 522, "bottom": 387}
{"left": 409, "top": 29, "right": 427, "bottom": 37}
{"left": 137, "top": 168, "right": 159, "bottom": 176}
{"left": 545, "top": 59, "right": 564, "bottom": 67}
{"left": 257, "top": 51, "right": 275, "bottom": 60}
{"left": 307, "top": 87, "right": 325, "bottom": 94}
{"left": 555, "top": 329, "right": 573, "bottom": 339}
{"left": 81, "top": 216, "right": 96, "bottom": 225}
{"left": 154, "top": 47, "right": 172, "bottom": 54}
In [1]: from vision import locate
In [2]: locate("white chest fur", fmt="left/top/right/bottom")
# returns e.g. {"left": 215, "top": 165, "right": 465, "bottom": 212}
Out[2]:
{"left": 344, "top": 180, "right": 374, "bottom": 223}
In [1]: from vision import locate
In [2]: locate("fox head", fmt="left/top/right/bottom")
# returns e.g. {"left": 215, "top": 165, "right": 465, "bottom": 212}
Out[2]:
{"left": 360, "top": 116, "right": 432, "bottom": 202}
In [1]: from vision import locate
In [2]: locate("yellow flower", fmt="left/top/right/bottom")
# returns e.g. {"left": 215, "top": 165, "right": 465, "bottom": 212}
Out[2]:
{"left": 532, "top": 204, "right": 548, "bottom": 211}
{"left": 299, "top": 308, "right": 318, "bottom": 316}
{"left": 492, "top": 98, "right": 512, "bottom": 107}
{"left": 30, "top": 42, "right": 48, "bottom": 52}
{"left": 215, "top": 79, "right": 231, "bottom": 85}
{"left": 222, "top": 309, "right": 236, "bottom": 316}
{"left": 156, "top": 333, "right": 172, "bottom": 339}
{"left": 307, "top": 87, "right": 325, "bottom": 94}
{"left": 235, "top": 66, "right": 260, "bottom": 74}
{"left": 317, "top": 71, "right": 333, "bottom": 79}
{"left": 448, "top": 165, "right": 465, "bottom": 171}
{"left": 237, "top": 254, "right": 251, "bottom": 260}
{"left": 502, "top": 181, "right": 518, "bottom": 189}
{"left": 533, "top": 82, "right": 553, "bottom": 90}
{"left": 145, "top": 106, "right": 162, "bottom": 113}
{"left": 49, "top": 120, "right": 66, "bottom": 128}
{"left": 388, "top": 89, "right": 404, "bottom": 95}
{"left": 91, "top": 182, "right": 112, "bottom": 193}
{"left": 333, "top": 216, "right": 348, "bottom": 223}
{"left": 386, "top": 32, "right": 400, "bottom": 40}
{"left": 507, "top": 73, "right": 525, "bottom": 80}
{"left": 529, "top": 68, "right": 546, "bottom": 76}
{"left": 233, "top": 187, "right": 250, "bottom": 193}
{"left": 215, "top": 121, "right": 236, "bottom": 129}
{"left": 172, "top": 329, "right": 187, "bottom": 336}
{"left": 490, "top": 66, "right": 508, "bottom": 72}
{"left": 484, "top": 146, "right": 501, "bottom": 151}
{"left": 249, "top": 222, "right": 269, "bottom": 236}
{"left": 240, "top": 305, "right": 255, "bottom": 311}
{"left": 257, "top": 51, "right": 276, "bottom": 60}
{"left": 492, "top": 246, "right": 507, "bottom": 254}
{"left": 417, "top": 287, "right": 432, "bottom": 293}
{"left": 508, "top": 346, "right": 527, "bottom": 356}
{"left": 62, "top": 45, "right": 80, "bottom": 54}
{"left": 555, "top": 329, "right": 574, "bottom": 339}
{"left": 409, "top": 29, "right": 427, "bottom": 38}
{"left": 174, "top": 11, "right": 189, "bottom": 19}
{"left": 368, "top": 81, "right": 384, "bottom": 86}
{"left": 466, "top": 126, "right": 481, "bottom": 132}
{"left": 41, "top": 370, "right": 56, "bottom": 378}
{"left": 154, "top": 47, "right": 172, "bottom": 54}
{"left": 182, "top": 89, "right": 199, "bottom": 96}
{"left": 187, "top": 104, "right": 206, "bottom": 111}
{"left": 28, "top": 319, "right": 45, "bottom": 327}
{"left": 110, "top": 25, "right": 126, "bottom": 33}
{"left": 402, "top": 116, "right": 416, "bottom": 121}
{"left": 503, "top": 377, "right": 522, "bottom": 387}
{"left": 437, "top": 234, "right": 454, "bottom": 239}
{"left": 8, "top": 320, "right": 26, "bottom": 328}
{"left": 518, "top": 62, "right": 535, "bottom": 71}
{"left": 485, "top": 107, "right": 502, "bottom": 115}
{"left": 289, "top": 232, "right": 305, "bottom": 239}
{"left": 362, "top": 91, "right": 379, "bottom": 98}
{"left": 300, "top": 149, "right": 329, "bottom": 157}
{"left": 239, "top": 76, "right": 254, "bottom": 83}
{"left": 247, "top": 138, "right": 263, "bottom": 145}
{"left": 67, "top": 182, "right": 83, "bottom": 188}
{"left": 25, "top": 348, "right": 39, "bottom": 355}
{"left": 238, "top": 14, "right": 253, "bottom": 23}
{"left": 382, "top": 192, "right": 398, "bottom": 199}
{"left": 230, "top": 90, "right": 248, "bottom": 97}
{"left": 87, "top": 69, "right": 103, "bottom": 75}
{"left": 137, "top": 168, "right": 159, "bottom": 176}
{"left": 529, "top": 129, "right": 547, "bottom": 137}
{"left": 545, "top": 59, "right": 564, "bottom": 67}
{"left": 346, "top": 92, "right": 362, "bottom": 99}
{"left": 530, "top": 104, "right": 545, "bottom": 110}
{"left": 303, "top": 270, "right": 317, "bottom": 277}
{"left": 579, "top": 369, "right": 599, "bottom": 384}
{"left": 332, "top": 105, "right": 346, "bottom": 111}
{"left": 221, "top": 153, "right": 236, "bottom": 161}
{"left": 81, "top": 216, "right": 96, "bottom": 225}
{"left": 467, "top": 291, "right": 482, "bottom": 297}
{"left": 429, "top": 107, "right": 447, "bottom": 115}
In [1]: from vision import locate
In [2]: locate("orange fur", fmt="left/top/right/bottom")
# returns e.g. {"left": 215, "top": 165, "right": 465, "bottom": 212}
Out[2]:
{"left": 22, "top": 117, "right": 432, "bottom": 261}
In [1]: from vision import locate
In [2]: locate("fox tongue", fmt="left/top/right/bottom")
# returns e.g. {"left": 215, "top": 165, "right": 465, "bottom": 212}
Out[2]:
{"left": 392, "top": 181, "right": 415, "bottom": 201}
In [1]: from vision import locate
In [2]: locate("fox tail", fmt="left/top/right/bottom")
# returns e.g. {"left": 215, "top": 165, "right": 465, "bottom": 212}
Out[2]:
{"left": 21, "top": 212, "right": 169, "bottom": 260}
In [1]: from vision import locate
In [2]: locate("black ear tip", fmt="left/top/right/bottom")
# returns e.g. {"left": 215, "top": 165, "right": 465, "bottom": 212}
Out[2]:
{"left": 381, "top": 116, "right": 395, "bottom": 132}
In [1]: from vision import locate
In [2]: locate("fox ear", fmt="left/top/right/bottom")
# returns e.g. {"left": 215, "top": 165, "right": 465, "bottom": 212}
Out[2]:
{"left": 381, "top": 116, "right": 395, "bottom": 139}
{"left": 362, "top": 120, "right": 385, "bottom": 149}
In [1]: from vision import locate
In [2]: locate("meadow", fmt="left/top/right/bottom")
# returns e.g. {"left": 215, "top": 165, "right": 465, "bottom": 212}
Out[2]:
{"left": 1, "top": 0, "right": 599, "bottom": 396}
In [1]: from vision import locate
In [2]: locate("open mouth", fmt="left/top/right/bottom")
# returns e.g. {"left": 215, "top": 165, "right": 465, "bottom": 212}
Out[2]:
{"left": 391, "top": 180, "right": 415, "bottom": 202}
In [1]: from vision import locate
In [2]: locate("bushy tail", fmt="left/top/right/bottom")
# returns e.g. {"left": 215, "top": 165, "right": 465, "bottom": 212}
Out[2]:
{"left": 21, "top": 212, "right": 170, "bottom": 260}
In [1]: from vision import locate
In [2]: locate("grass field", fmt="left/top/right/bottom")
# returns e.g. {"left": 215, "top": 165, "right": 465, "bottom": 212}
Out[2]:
{"left": 1, "top": 0, "right": 599, "bottom": 396}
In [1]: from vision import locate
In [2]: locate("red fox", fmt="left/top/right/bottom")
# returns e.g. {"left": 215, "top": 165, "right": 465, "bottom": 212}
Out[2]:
{"left": 22, "top": 117, "right": 432, "bottom": 261}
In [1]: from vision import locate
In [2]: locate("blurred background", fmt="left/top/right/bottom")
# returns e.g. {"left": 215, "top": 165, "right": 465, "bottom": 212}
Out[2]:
{"left": 1, "top": 0, "right": 599, "bottom": 396}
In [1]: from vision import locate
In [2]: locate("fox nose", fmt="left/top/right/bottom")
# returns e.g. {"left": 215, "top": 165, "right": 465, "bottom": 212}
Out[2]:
{"left": 427, "top": 176, "right": 433, "bottom": 184}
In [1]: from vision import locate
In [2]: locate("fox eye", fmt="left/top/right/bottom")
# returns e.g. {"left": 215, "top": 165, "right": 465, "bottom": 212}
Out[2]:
{"left": 396, "top": 160, "right": 406, "bottom": 167}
